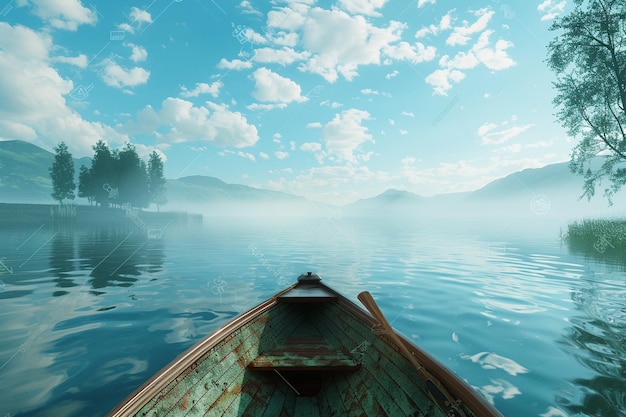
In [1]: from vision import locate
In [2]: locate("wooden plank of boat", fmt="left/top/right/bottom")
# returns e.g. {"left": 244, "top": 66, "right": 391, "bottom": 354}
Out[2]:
{"left": 107, "top": 272, "right": 503, "bottom": 417}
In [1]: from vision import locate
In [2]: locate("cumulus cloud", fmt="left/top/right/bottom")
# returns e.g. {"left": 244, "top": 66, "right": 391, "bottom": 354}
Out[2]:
{"left": 322, "top": 108, "right": 372, "bottom": 162}
{"left": 537, "top": 0, "right": 566, "bottom": 21}
{"left": 339, "top": 0, "right": 391, "bottom": 17}
{"left": 275, "top": 151, "right": 289, "bottom": 159}
{"left": 216, "top": 58, "right": 253, "bottom": 70}
{"left": 121, "top": 98, "right": 259, "bottom": 148}
{"left": 0, "top": 22, "right": 126, "bottom": 156}
{"left": 252, "top": 47, "right": 310, "bottom": 66}
{"left": 383, "top": 41, "right": 436, "bottom": 64}
{"left": 179, "top": 81, "right": 223, "bottom": 98}
{"left": 418, "top": 0, "right": 436, "bottom": 8}
{"left": 446, "top": 9, "right": 494, "bottom": 46}
{"left": 427, "top": 27, "right": 515, "bottom": 95}
{"left": 268, "top": 6, "right": 406, "bottom": 82}
{"left": 51, "top": 54, "right": 88, "bottom": 68}
{"left": 127, "top": 43, "right": 148, "bottom": 62}
{"left": 425, "top": 68, "right": 465, "bottom": 95}
{"left": 117, "top": 6, "right": 152, "bottom": 34}
{"left": 250, "top": 67, "right": 307, "bottom": 104}
{"left": 20, "top": 0, "right": 97, "bottom": 30}
{"left": 415, "top": 10, "right": 454, "bottom": 38}
{"left": 99, "top": 58, "right": 150, "bottom": 88}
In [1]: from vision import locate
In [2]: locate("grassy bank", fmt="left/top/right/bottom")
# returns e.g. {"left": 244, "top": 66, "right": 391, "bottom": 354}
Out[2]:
{"left": 563, "top": 218, "right": 626, "bottom": 257}
{"left": 0, "top": 203, "right": 202, "bottom": 229}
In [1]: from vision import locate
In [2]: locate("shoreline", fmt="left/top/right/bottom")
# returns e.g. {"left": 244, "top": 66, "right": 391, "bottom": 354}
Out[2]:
{"left": 0, "top": 202, "right": 203, "bottom": 229}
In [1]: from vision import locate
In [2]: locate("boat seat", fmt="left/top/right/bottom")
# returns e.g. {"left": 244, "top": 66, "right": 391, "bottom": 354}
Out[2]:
{"left": 248, "top": 336, "right": 360, "bottom": 372}
{"left": 277, "top": 285, "right": 338, "bottom": 303}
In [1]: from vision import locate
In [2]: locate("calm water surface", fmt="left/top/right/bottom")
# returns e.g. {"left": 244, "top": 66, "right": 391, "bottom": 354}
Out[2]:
{"left": 0, "top": 215, "right": 624, "bottom": 417}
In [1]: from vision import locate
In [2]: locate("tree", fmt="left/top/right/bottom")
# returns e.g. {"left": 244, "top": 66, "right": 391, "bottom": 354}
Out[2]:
{"left": 78, "top": 165, "right": 94, "bottom": 205}
{"left": 547, "top": 0, "right": 626, "bottom": 204}
{"left": 89, "top": 140, "right": 117, "bottom": 206}
{"left": 49, "top": 142, "right": 75, "bottom": 204}
{"left": 147, "top": 151, "right": 167, "bottom": 212}
{"left": 117, "top": 143, "right": 150, "bottom": 208}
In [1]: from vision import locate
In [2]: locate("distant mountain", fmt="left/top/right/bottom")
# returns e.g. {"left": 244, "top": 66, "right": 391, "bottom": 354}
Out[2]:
{"left": 0, "top": 140, "right": 89, "bottom": 203}
{"left": 468, "top": 162, "right": 580, "bottom": 200}
{"left": 345, "top": 161, "right": 626, "bottom": 218}
{"left": 168, "top": 175, "right": 302, "bottom": 201}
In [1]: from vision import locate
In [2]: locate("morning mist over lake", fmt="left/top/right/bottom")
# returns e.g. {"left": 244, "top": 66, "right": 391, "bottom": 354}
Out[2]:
{"left": 1, "top": 1, "right": 626, "bottom": 416}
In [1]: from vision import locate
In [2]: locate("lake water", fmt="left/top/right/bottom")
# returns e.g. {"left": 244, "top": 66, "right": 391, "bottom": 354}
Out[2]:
{"left": 0, "top": 214, "right": 624, "bottom": 417}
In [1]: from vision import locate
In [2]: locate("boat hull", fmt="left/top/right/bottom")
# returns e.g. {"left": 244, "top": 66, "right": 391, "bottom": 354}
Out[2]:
{"left": 108, "top": 278, "right": 502, "bottom": 417}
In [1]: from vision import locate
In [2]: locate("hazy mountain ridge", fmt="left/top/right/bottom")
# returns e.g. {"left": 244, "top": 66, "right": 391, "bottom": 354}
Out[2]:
{"left": 1, "top": 140, "right": 623, "bottom": 218}
{"left": 345, "top": 161, "right": 626, "bottom": 218}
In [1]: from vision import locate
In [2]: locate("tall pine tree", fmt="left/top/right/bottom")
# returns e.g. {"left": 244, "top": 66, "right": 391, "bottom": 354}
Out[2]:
{"left": 148, "top": 151, "right": 167, "bottom": 212}
{"left": 49, "top": 142, "right": 75, "bottom": 204}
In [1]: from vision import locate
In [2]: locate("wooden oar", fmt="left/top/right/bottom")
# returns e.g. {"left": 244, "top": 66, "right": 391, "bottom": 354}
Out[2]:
{"left": 358, "top": 291, "right": 468, "bottom": 417}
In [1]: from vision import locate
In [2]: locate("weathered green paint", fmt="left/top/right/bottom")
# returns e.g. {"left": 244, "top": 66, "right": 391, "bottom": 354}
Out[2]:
{"left": 108, "top": 281, "right": 502, "bottom": 417}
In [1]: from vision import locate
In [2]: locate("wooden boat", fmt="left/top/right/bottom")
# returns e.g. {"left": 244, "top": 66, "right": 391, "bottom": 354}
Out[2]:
{"left": 108, "top": 273, "right": 503, "bottom": 417}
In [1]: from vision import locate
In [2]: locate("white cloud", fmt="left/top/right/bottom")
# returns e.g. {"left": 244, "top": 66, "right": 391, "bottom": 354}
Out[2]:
{"left": 339, "top": 0, "right": 390, "bottom": 17}
{"left": 127, "top": 43, "right": 148, "bottom": 62}
{"left": 399, "top": 129, "right": 408, "bottom": 135}
{"left": 238, "top": 0, "right": 262, "bottom": 16}
{"left": 537, "top": 0, "right": 566, "bottom": 21}
{"left": 0, "top": 22, "right": 126, "bottom": 156}
{"left": 21, "top": 0, "right": 97, "bottom": 30}
{"left": 477, "top": 122, "right": 498, "bottom": 136}
{"left": 401, "top": 111, "right": 415, "bottom": 117}
{"left": 122, "top": 98, "right": 259, "bottom": 148}
{"left": 425, "top": 68, "right": 465, "bottom": 95}
{"left": 307, "top": 122, "right": 322, "bottom": 128}
{"left": 386, "top": 70, "right": 399, "bottom": 79}
{"left": 446, "top": 9, "right": 494, "bottom": 46}
{"left": 322, "top": 108, "right": 372, "bottom": 162}
{"left": 250, "top": 67, "right": 307, "bottom": 104}
{"left": 275, "top": 151, "right": 289, "bottom": 160}
{"left": 383, "top": 41, "right": 436, "bottom": 64}
{"left": 415, "top": 10, "right": 454, "bottom": 38}
{"left": 472, "top": 30, "right": 515, "bottom": 70}
{"left": 180, "top": 81, "right": 223, "bottom": 98}
{"left": 418, "top": 0, "right": 436, "bottom": 8}
{"left": 362, "top": 88, "right": 379, "bottom": 95}
{"left": 259, "top": 152, "right": 269, "bottom": 160}
{"left": 238, "top": 151, "right": 256, "bottom": 161}
{"left": 252, "top": 47, "right": 310, "bottom": 66}
{"left": 402, "top": 156, "right": 416, "bottom": 164}
{"left": 301, "top": 142, "right": 322, "bottom": 152}
{"left": 217, "top": 58, "right": 254, "bottom": 70}
{"left": 117, "top": 6, "right": 152, "bottom": 34}
{"left": 100, "top": 59, "right": 150, "bottom": 88}
{"left": 478, "top": 117, "right": 534, "bottom": 145}
{"left": 269, "top": 6, "right": 405, "bottom": 82}
{"left": 51, "top": 54, "right": 88, "bottom": 68}
{"left": 481, "top": 125, "right": 533, "bottom": 145}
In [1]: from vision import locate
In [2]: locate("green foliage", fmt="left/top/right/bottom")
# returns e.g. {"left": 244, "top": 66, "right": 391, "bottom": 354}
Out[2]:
{"left": 563, "top": 218, "right": 626, "bottom": 256}
{"left": 76, "top": 140, "right": 166, "bottom": 210}
{"left": 547, "top": 0, "right": 626, "bottom": 204}
{"left": 88, "top": 140, "right": 117, "bottom": 206}
{"left": 49, "top": 142, "right": 75, "bottom": 203}
{"left": 117, "top": 143, "right": 150, "bottom": 208}
{"left": 148, "top": 151, "right": 167, "bottom": 211}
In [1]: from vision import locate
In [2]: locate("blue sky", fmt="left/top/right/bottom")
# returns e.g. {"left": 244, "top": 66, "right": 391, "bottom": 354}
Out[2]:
{"left": 0, "top": 0, "right": 573, "bottom": 205}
